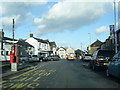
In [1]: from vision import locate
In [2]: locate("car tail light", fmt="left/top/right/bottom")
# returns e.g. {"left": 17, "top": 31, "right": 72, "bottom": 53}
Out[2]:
{"left": 96, "top": 57, "right": 99, "bottom": 60}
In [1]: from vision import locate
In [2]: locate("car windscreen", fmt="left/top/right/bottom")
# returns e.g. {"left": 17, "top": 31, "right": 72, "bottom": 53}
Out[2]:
{"left": 85, "top": 54, "right": 91, "bottom": 56}
{"left": 98, "top": 51, "right": 115, "bottom": 58}
{"left": 32, "top": 55, "right": 37, "bottom": 57}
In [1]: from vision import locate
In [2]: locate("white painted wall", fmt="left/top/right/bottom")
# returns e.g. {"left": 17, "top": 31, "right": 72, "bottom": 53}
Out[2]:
{"left": 66, "top": 48, "right": 75, "bottom": 57}
{"left": 26, "top": 37, "right": 39, "bottom": 55}
{"left": 26, "top": 37, "right": 51, "bottom": 56}
{"left": 57, "top": 48, "right": 66, "bottom": 59}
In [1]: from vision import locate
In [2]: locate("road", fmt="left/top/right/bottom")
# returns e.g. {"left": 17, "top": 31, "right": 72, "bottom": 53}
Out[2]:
{"left": 1, "top": 59, "right": 120, "bottom": 89}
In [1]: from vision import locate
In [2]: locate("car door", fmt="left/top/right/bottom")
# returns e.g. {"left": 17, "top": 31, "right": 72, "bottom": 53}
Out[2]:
{"left": 109, "top": 53, "right": 119, "bottom": 75}
{"left": 114, "top": 53, "right": 120, "bottom": 78}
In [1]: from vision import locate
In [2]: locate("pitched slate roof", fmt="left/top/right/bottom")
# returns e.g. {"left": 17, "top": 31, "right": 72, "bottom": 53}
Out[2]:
{"left": 90, "top": 39, "right": 103, "bottom": 47}
{"left": 33, "top": 37, "right": 48, "bottom": 43}
{"left": 56, "top": 47, "right": 66, "bottom": 51}
{"left": 3, "top": 37, "right": 17, "bottom": 41}
{"left": 49, "top": 42, "right": 56, "bottom": 47}
{"left": 18, "top": 39, "right": 34, "bottom": 47}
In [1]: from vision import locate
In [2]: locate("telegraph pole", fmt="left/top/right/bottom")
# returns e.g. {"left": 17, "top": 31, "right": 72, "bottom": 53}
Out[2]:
{"left": 12, "top": 18, "right": 15, "bottom": 58}
{"left": 12, "top": 19, "right": 15, "bottom": 41}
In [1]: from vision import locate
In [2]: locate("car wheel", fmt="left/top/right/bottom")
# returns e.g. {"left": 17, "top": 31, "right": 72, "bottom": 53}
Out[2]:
{"left": 106, "top": 69, "right": 110, "bottom": 77}
{"left": 88, "top": 63, "right": 91, "bottom": 68}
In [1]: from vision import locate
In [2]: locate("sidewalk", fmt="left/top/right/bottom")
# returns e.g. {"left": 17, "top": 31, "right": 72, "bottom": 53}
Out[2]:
{"left": 1, "top": 62, "right": 38, "bottom": 78}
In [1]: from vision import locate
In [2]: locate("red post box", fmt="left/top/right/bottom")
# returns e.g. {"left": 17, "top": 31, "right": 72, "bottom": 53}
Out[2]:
{"left": 10, "top": 45, "right": 16, "bottom": 63}
{"left": 10, "top": 53, "right": 15, "bottom": 63}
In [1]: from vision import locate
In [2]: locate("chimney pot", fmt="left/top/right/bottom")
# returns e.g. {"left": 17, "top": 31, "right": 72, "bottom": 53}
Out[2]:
{"left": 30, "top": 33, "right": 33, "bottom": 37}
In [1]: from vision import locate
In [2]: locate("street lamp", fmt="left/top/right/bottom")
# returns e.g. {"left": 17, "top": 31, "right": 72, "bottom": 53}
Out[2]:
{"left": 114, "top": 0, "right": 118, "bottom": 53}
{"left": 88, "top": 33, "right": 91, "bottom": 45}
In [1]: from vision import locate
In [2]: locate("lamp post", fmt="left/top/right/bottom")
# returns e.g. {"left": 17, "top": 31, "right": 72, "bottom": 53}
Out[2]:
{"left": 88, "top": 33, "right": 91, "bottom": 54}
{"left": 88, "top": 33, "right": 91, "bottom": 45}
{"left": 114, "top": 0, "right": 118, "bottom": 53}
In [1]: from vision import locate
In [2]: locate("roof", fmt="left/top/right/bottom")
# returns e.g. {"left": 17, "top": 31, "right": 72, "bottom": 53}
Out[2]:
{"left": 56, "top": 47, "right": 66, "bottom": 51}
{"left": 3, "top": 37, "right": 17, "bottom": 41}
{"left": 90, "top": 39, "right": 103, "bottom": 47}
{"left": 18, "top": 39, "right": 34, "bottom": 47}
{"left": 49, "top": 42, "right": 56, "bottom": 47}
{"left": 33, "top": 37, "right": 48, "bottom": 43}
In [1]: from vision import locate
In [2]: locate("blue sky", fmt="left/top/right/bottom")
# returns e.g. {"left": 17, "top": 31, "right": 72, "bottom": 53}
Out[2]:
{"left": 0, "top": 0, "right": 120, "bottom": 51}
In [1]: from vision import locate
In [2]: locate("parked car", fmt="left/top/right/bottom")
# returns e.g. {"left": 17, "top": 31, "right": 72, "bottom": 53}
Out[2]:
{"left": 39, "top": 56, "right": 48, "bottom": 62}
{"left": 47, "top": 56, "right": 53, "bottom": 61}
{"left": 19, "top": 56, "right": 29, "bottom": 63}
{"left": 31, "top": 55, "right": 39, "bottom": 62}
{"left": 48, "top": 55, "right": 60, "bottom": 61}
{"left": 106, "top": 52, "right": 120, "bottom": 79}
{"left": 89, "top": 50, "right": 115, "bottom": 70}
{"left": 83, "top": 54, "right": 92, "bottom": 61}
{"left": 28, "top": 55, "right": 33, "bottom": 62}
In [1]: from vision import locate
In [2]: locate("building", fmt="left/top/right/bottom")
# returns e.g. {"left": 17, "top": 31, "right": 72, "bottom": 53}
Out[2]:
{"left": 26, "top": 34, "right": 51, "bottom": 57}
{"left": 75, "top": 49, "right": 84, "bottom": 59}
{"left": 100, "top": 36, "right": 114, "bottom": 51}
{"left": 17, "top": 39, "right": 35, "bottom": 57}
{"left": 66, "top": 48, "right": 75, "bottom": 58}
{"left": 88, "top": 39, "right": 103, "bottom": 55}
{"left": 56, "top": 47, "right": 66, "bottom": 59}
{"left": 0, "top": 30, "right": 18, "bottom": 61}
{"left": 0, "top": 30, "right": 35, "bottom": 62}
{"left": 49, "top": 42, "right": 57, "bottom": 55}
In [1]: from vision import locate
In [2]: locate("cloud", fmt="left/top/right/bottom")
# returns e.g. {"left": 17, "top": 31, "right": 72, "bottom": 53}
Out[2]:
{"left": 0, "top": 13, "right": 33, "bottom": 30}
{"left": 0, "top": 2, "right": 47, "bottom": 16}
{"left": 95, "top": 26, "right": 109, "bottom": 34}
{"left": 0, "top": 2, "right": 47, "bottom": 30}
{"left": 34, "top": 2, "right": 112, "bottom": 36}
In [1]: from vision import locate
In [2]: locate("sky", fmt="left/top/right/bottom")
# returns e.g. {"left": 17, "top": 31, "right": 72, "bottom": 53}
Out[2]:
{"left": 0, "top": 0, "right": 120, "bottom": 51}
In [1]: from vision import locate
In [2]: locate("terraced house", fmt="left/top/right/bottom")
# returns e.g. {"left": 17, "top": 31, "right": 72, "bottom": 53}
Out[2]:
{"left": 26, "top": 34, "right": 54, "bottom": 57}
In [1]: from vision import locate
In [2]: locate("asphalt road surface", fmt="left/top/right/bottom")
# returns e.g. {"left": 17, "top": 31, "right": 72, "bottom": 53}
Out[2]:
{"left": 1, "top": 59, "right": 120, "bottom": 89}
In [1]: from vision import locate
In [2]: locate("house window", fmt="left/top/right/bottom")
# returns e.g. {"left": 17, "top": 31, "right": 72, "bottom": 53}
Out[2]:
{"left": 1, "top": 51, "right": 4, "bottom": 55}
{"left": 6, "top": 51, "right": 9, "bottom": 55}
{"left": 30, "top": 52, "right": 32, "bottom": 54}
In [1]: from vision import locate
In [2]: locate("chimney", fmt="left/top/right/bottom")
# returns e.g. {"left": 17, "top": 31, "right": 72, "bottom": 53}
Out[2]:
{"left": 30, "top": 33, "right": 33, "bottom": 37}
{"left": 0, "top": 29, "right": 4, "bottom": 49}
{"left": 0, "top": 29, "right": 4, "bottom": 38}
